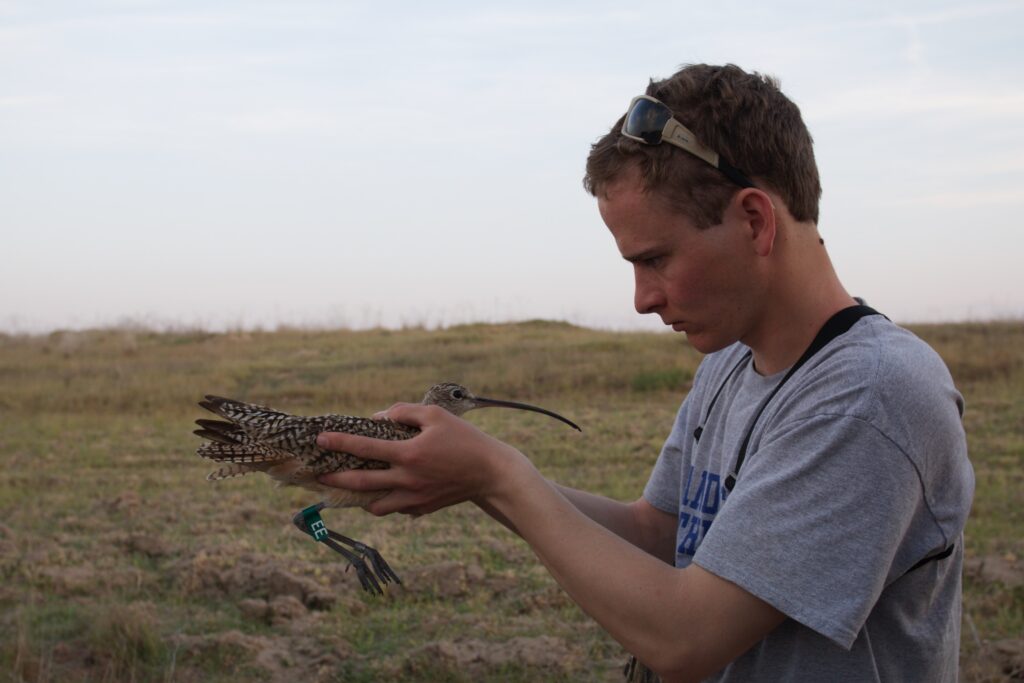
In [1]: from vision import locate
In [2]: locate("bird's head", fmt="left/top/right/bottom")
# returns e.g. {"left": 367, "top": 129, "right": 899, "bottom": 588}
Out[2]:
{"left": 421, "top": 382, "right": 581, "bottom": 431}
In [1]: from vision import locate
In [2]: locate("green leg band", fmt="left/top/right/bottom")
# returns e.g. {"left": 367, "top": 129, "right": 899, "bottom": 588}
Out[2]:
{"left": 301, "top": 505, "right": 329, "bottom": 543}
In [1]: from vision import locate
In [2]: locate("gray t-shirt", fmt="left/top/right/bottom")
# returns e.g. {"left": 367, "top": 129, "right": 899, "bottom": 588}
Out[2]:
{"left": 644, "top": 314, "right": 974, "bottom": 682}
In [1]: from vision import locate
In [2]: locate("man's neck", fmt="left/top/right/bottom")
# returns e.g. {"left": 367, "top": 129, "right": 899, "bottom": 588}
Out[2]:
{"left": 743, "top": 242, "right": 856, "bottom": 376}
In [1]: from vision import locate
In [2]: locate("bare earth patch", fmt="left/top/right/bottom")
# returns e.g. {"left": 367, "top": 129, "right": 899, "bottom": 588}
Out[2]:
{"left": 963, "top": 552, "right": 1024, "bottom": 681}
{"left": 966, "top": 553, "right": 1024, "bottom": 588}
{"left": 169, "top": 629, "right": 353, "bottom": 683}
{"left": 991, "top": 639, "right": 1024, "bottom": 680}
{"left": 394, "top": 560, "right": 487, "bottom": 598}
{"left": 173, "top": 548, "right": 341, "bottom": 611}
{"left": 400, "top": 635, "right": 578, "bottom": 678}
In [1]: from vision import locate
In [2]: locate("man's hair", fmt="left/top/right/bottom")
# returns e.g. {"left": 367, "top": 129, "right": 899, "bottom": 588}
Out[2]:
{"left": 583, "top": 64, "right": 821, "bottom": 228}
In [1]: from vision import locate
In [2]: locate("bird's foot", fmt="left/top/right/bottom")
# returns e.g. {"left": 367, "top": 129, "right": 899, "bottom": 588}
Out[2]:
{"left": 292, "top": 506, "right": 400, "bottom": 595}
{"left": 349, "top": 539, "right": 402, "bottom": 587}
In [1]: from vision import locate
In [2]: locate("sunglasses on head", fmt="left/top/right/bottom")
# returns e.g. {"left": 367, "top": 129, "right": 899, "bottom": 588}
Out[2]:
{"left": 621, "top": 95, "right": 756, "bottom": 189}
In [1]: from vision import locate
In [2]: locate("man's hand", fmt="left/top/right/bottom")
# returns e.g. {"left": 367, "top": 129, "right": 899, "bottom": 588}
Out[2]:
{"left": 316, "top": 402, "right": 530, "bottom": 516}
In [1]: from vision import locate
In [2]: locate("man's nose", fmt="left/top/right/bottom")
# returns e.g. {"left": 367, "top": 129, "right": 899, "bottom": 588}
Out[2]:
{"left": 633, "top": 269, "right": 665, "bottom": 315}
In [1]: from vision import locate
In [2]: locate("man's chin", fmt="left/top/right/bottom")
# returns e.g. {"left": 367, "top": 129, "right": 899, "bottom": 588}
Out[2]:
{"left": 682, "top": 330, "right": 734, "bottom": 355}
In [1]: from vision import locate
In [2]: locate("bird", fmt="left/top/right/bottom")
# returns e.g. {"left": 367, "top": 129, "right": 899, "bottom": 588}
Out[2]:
{"left": 194, "top": 382, "right": 581, "bottom": 595}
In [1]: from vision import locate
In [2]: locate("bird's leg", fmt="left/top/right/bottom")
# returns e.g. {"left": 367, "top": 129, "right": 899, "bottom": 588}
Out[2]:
{"left": 292, "top": 503, "right": 401, "bottom": 595}
{"left": 322, "top": 526, "right": 402, "bottom": 587}
{"left": 292, "top": 504, "right": 386, "bottom": 595}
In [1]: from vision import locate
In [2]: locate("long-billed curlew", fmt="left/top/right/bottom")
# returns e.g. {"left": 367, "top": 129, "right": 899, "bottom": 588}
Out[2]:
{"left": 194, "top": 382, "right": 580, "bottom": 594}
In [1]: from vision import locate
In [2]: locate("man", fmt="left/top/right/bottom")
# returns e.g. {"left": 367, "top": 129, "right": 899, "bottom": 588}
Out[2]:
{"left": 317, "top": 64, "right": 975, "bottom": 682}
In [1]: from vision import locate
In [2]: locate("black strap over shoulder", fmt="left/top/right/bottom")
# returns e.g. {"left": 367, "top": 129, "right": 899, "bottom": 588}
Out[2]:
{"left": 693, "top": 350, "right": 750, "bottom": 443}
{"left": 722, "top": 304, "right": 883, "bottom": 492}
{"left": 695, "top": 304, "right": 956, "bottom": 576}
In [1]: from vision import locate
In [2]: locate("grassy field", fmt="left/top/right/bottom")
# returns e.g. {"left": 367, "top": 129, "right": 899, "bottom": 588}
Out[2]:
{"left": 0, "top": 320, "right": 1021, "bottom": 682}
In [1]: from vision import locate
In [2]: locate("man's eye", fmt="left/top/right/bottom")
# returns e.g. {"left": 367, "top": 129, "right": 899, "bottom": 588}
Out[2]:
{"left": 643, "top": 255, "right": 664, "bottom": 268}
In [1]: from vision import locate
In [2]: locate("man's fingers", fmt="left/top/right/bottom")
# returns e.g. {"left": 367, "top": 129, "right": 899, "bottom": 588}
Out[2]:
{"left": 318, "top": 468, "right": 399, "bottom": 491}
{"left": 366, "top": 490, "right": 468, "bottom": 517}
{"left": 365, "top": 489, "right": 434, "bottom": 517}
{"left": 316, "top": 431, "right": 404, "bottom": 462}
{"left": 378, "top": 402, "right": 443, "bottom": 428}
{"left": 371, "top": 402, "right": 405, "bottom": 420}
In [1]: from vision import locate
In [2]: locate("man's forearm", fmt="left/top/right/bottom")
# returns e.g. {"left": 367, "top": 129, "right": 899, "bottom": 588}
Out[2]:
{"left": 476, "top": 479, "right": 674, "bottom": 564}
{"left": 481, "top": 456, "right": 782, "bottom": 682}
{"left": 554, "top": 484, "right": 676, "bottom": 563}
{"left": 474, "top": 481, "right": 625, "bottom": 539}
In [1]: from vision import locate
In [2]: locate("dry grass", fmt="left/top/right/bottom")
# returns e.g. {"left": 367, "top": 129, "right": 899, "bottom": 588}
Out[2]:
{"left": 0, "top": 320, "right": 1020, "bottom": 681}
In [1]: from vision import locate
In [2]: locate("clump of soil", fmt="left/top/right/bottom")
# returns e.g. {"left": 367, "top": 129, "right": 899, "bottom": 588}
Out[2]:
{"left": 515, "top": 585, "right": 575, "bottom": 614}
{"left": 962, "top": 552, "right": 1024, "bottom": 680}
{"left": 170, "top": 630, "right": 352, "bottom": 683}
{"left": 106, "top": 490, "right": 142, "bottom": 512}
{"left": 33, "top": 563, "right": 143, "bottom": 597}
{"left": 114, "top": 531, "right": 176, "bottom": 559}
{"left": 174, "top": 548, "right": 338, "bottom": 611}
{"left": 238, "top": 595, "right": 311, "bottom": 626}
{"left": 402, "top": 635, "right": 577, "bottom": 677}
{"left": 394, "top": 561, "right": 486, "bottom": 598}
{"left": 0, "top": 522, "right": 14, "bottom": 549}
{"left": 963, "top": 635, "right": 1024, "bottom": 682}
{"left": 991, "top": 638, "right": 1024, "bottom": 679}
{"left": 965, "top": 553, "right": 1024, "bottom": 588}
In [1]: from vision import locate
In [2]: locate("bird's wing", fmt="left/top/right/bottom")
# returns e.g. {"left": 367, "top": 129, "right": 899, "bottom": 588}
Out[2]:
{"left": 293, "top": 415, "right": 419, "bottom": 468}
{"left": 306, "top": 449, "right": 391, "bottom": 474}
{"left": 206, "top": 462, "right": 259, "bottom": 481}
{"left": 318, "top": 415, "right": 420, "bottom": 441}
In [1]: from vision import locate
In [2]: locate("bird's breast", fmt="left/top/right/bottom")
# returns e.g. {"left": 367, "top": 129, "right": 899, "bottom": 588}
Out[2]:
{"left": 265, "top": 459, "right": 388, "bottom": 508}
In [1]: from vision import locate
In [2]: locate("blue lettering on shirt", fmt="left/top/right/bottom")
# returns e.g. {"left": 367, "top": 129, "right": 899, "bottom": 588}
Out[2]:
{"left": 676, "top": 466, "right": 728, "bottom": 562}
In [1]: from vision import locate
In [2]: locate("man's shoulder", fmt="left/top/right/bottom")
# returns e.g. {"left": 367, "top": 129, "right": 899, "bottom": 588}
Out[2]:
{"left": 695, "top": 316, "right": 949, "bottom": 389}
{"left": 693, "top": 315, "right": 963, "bottom": 425}
{"left": 813, "top": 316, "right": 957, "bottom": 401}
{"left": 783, "top": 316, "right": 966, "bottom": 458}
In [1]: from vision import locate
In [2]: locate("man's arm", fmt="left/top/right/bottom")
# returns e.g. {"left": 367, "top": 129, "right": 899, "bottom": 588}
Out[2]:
{"left": 479, "top": 452, "right": 785, "bottom": 682}
{"left": 318, "top": 405, "right": 785, "bottom": 682}
{"left": 553, "top": 485, "right": 679, "bottom": 565}
{"left": 477, "top": 483, "right": 677, "bottom": 565}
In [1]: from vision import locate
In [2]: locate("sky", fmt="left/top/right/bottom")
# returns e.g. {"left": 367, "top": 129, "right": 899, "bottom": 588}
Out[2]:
{"left": 2, "top": 0, "right": 1023, "bottom": 333}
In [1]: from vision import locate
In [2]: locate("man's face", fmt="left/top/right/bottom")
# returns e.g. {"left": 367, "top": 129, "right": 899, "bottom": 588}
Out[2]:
{"left": 597, "top": 169, "right": 760, "bottom": 354}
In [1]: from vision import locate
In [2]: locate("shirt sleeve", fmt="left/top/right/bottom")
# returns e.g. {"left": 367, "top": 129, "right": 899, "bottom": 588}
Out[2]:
{"left": 643, "top": 354, "right": 725, "bottom": 516}
{"left": 643, "top": 398, "right": 687, "bottom": 516}
{"left": 691, "top": 413, "right": 926, "bottom": 649}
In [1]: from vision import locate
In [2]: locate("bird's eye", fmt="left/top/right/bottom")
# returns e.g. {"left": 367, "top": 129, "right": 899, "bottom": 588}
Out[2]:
{"left": 451, "top": 389, "right": 464, "bottom": 399}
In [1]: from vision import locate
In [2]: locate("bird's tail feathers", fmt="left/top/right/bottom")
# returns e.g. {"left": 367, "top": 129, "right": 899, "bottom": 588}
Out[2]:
{"left": 194, "top": 419, "right": 242, "bottom": 444}
{"left": 196, "top": 442, "right": 283, "bottom": 464}
{"left": 206, "top": 462, "right": 258, "bottom": 481}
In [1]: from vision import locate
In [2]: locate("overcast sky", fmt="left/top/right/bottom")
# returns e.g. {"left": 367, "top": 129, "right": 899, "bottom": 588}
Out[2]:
{"left": 3, "top": 0, "right": 1022, "bottom": 333}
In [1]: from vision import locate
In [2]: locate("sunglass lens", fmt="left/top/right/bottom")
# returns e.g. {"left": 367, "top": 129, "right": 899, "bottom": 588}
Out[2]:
{"left": 625, "top": 99, "right": 672, "bottom": 144}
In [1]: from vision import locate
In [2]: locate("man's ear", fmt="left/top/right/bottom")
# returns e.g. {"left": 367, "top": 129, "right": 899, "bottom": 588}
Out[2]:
{"left": 737, "top": 188, "right": 777, "bottom": 257}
